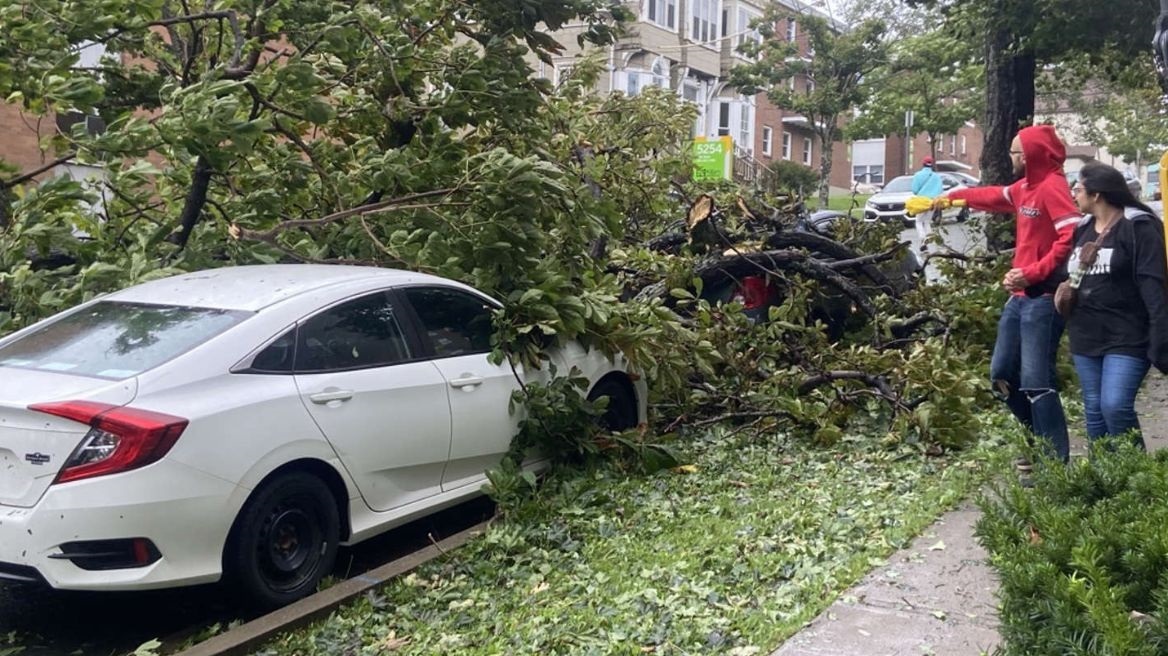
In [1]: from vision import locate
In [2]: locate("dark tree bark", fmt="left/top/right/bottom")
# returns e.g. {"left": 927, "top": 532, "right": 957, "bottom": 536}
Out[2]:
{"left": 173, "top": 156, "right": 213, "bottom": 249}
{"left": 980, "top": 4, "right": 1036, "bottom": 252}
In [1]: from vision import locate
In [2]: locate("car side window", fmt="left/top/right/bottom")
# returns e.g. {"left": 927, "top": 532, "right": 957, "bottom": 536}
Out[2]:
{"left": 294, "top": 292, "right": 411, "bottom": 372}
{"left": 402, "top": 287, "right": 495, "bottom": 358}
{"left": 250, "top": 328, "right": 297, "bottom": 373}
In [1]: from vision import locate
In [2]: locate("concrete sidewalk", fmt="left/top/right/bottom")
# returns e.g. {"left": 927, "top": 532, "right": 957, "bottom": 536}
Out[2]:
{"left": 771, "top": 374, "right": 1168, "bottom": 656}
{"left": 771, "top": 502, "right": 999, "bottom": 656}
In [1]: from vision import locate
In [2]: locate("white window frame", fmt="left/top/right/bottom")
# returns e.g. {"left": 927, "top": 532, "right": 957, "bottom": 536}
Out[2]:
{"left": 852, "top": 164, "right": 885, "bottom": 185}
{"left": 762, "top": 126, "right": 773, "bottom": 157}
{"left": 717, "top": 101, "right": 732, "bottom": 136}
{"left": 736, "top": 7, "right": 762, "bottom": 56}
{"left": 802, "top": 137, "right": 812, "bottom": 166}
{"left": 782, "top": 131, "right": 792, "bottom": 160}
{"left": 646, "top": 0, "right": 678, "bottom": 30}
{"left": 739, "top": 101, "right": 753, "bottom": 151}
{"left": 787, "top": 18, "right": 797, "bottom": 42}
{"left": 960, "top": 135, "right": 967, "bottom": 155}
{"left": 949, "top": 135, "right": 956, "bottom": 155}
{"left": 691, "top": 0, "right": 719, "bottom": 45}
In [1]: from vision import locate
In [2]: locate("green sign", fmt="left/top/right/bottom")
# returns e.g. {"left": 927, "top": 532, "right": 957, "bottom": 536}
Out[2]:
{"left": 693, "top": 137, "right": 731, "bottom": 181}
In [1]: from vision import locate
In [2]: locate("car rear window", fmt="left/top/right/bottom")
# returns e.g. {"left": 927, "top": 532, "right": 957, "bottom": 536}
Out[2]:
{"left": 0, "top": 301, "right": 251, "bottom": 380}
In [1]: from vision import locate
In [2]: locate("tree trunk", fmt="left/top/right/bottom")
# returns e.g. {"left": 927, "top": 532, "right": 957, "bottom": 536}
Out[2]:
{"left": 818, "top": 131, "right": 832, "bottom": 208}
{"left": 980, "top": 9, "right": 1027, "bottom": 252}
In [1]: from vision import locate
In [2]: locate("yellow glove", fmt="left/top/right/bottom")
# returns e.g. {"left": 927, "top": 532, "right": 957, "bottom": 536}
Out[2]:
{"left": 904, "top": 196, "right": 965, "bottom": 217}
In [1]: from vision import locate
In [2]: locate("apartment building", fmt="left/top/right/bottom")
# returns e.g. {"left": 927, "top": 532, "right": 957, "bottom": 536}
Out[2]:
{"left": 850, "top": 123, "right": 985, "bottom": 188}
{"left": 546, "top": 1, "right": 853, "bottom": 190}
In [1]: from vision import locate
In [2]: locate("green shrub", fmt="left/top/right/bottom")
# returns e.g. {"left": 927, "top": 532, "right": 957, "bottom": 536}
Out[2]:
{"left": 976, "top": 443, "right": 1168, "bottom": 655}
{"left": 767, "top": 159, "right": 819, "bottom": 194}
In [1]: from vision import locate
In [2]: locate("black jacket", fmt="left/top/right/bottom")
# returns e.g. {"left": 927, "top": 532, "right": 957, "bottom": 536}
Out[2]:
{"left": 1067, "top": 208, "right": 1168, "bottom": 374}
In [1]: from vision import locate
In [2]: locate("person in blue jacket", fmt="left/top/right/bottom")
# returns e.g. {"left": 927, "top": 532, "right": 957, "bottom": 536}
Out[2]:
{"left": 911, "top": 157, "right": 943, "bottom": 248}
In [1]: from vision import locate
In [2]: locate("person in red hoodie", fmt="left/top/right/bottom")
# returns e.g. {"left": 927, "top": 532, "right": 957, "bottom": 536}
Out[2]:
{"left": 934, "top": 125, "right": 1079, "bottom": 475}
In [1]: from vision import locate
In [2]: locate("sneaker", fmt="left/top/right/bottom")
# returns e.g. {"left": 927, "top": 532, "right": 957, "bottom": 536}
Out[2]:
{"left": 1015, "top": 457, "right": 1034, "bottom": 488}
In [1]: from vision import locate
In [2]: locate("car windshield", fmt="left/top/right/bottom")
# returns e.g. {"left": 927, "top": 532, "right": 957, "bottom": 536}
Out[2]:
{"left": 881, "top": 176, "right": 914, "bottom": 193}
{"left": 0, "top": 301, "right": 251, "bottom": 379}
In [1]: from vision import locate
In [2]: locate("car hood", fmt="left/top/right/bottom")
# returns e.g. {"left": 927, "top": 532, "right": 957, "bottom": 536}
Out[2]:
{"left": 868, "top": 191, "right": 912, "bottom": 204}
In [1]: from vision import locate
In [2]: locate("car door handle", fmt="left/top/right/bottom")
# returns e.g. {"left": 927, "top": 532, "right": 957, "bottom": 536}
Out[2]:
{"left": 309, "top": 389, "right": 354, "bottom": 404}
{"left": 449, "top": 376, "right": 484, "bottom": 389}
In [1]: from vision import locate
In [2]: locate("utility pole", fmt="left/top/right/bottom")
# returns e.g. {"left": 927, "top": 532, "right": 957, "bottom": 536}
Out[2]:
{"left": 904, "top": 110, "right": 914, "bottom": 176}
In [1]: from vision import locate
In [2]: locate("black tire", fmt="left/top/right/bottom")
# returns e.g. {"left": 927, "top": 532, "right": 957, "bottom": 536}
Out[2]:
{"left": 588, "top": 379, "right": 638, "bottom": 432}
{"left": 956, "top": 207, "right": 970, "bottom": 223}
{"left": 226, "top": 472, "right": 339, "bottom": 609}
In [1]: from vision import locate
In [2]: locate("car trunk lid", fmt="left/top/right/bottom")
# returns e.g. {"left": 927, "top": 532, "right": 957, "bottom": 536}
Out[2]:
{"left": 0, "top": 369, "right": 136, "bottom": 508}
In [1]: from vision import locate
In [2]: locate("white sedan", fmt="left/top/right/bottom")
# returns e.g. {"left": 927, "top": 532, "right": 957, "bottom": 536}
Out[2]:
{"left": 0, "top": 265, "right": 645, "bottom": 607}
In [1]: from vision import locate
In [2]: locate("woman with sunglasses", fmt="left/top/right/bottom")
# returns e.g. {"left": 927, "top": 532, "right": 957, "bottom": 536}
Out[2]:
{"left": 1068, "top": 162, "right": 1168, "bottom": 448}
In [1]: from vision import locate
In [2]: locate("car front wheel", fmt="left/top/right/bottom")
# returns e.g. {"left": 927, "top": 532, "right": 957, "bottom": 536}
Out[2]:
{"left": 588, "top": 378, "right": 638, "bottom": 432}
{"left": 227, "top": 471, "right": 339, "bottom": 609}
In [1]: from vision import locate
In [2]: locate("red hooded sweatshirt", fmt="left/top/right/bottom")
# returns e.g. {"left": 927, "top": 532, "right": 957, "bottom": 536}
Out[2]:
{"left": 948, "top": 125, "right": 1080, "bottom": 295}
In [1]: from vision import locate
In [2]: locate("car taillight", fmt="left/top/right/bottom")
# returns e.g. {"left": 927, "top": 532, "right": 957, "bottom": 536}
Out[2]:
{"left": 734, "top": 276, "right": 771, "bottom": 310}
{"left": 28, "top": 401, "right": 188, "bottom": 484}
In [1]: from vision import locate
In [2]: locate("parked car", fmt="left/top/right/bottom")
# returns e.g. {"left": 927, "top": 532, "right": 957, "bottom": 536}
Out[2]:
{"left": 864, "top": 173, "right": 976, "bottom": 225}
{"left": 700, "top": 209, "right": 922, "bottom": 335}
{"left": 0, "top": 265, "right": 646, "bottom": 607}
{"left": 1066, "top": 169, "right": 1142, "bottom": 199}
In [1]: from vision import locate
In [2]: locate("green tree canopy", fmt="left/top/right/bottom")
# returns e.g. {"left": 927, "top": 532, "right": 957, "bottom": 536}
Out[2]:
{"left": 730, "top": 8, "right": 887, "bottom": 206}
{"left": 847, "top": 30, "right": 983, "bottom": 158}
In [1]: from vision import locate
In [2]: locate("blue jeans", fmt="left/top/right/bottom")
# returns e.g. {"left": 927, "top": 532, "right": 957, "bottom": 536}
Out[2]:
{"left": 990, "top": 295, "right": 1069, "bottom": 461}
{"left": 1071, "top": 353, "right": 1149, "bottom": 449}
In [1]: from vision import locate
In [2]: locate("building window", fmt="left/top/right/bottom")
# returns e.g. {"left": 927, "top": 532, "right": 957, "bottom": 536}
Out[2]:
{"left": 717, "top": 102, "right": 731, "bottom": 136}
{"left": 806, "top": 75, "right": 815, "bottom": 94}
{"left": 739, "top": 102, "right": 752, "bottom": 149}
{"left": 647, "top": 0, "right": 678, "bottom": 29}
{"left": 782, "top": 132, "right": 792, "bottom": 160}
{"left": 682, "top": 81, "right": 700, "bottom": 103}
{"left": 802, "top": 138, "right": 813, "bottom": 165}
{"left": 788, "top": 76, "right": 796, "bottom": 91}
{"left": 949, "top": 135, "right": 956, "bottom": 155}
{"left": 736, "top": 8, "right": 762, "bottom": 53}
{"left": 960, "top": 135, "right": 967, "bottom": 155}
{"left": 852, "top": 165, "right": 884, "bottom": 185}
{"left": 762, "top": 126, "right": 773, "bottom": 157}
{"left": 651, "top": 60, "right": 668, "bottom": 88}
{"left": 691, "top": 0, "right": 718, "bottom": 44}
{"left": 626, "top": 72, "right": 641, "bottom": 96}
{"left": 787, "top": 18, "right": 797, "bottom": 42}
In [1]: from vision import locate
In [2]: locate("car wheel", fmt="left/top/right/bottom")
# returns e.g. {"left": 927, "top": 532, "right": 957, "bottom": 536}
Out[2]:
{"left": 227, "top": 472, "right": 339, "bottom": 609}
{"left": 956, "top": 207, "right": 970, "bottom": 223}
{"left": 588, "top": 378, "right": 638, "bottom": 432}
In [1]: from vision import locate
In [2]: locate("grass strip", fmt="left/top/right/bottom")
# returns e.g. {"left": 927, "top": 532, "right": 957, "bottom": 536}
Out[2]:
{"left": 260, "top": 423, "right": 1008, "bottom": 656}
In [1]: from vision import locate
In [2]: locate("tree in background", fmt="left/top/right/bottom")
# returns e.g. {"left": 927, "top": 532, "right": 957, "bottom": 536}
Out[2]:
{"left": 731, "top": 8, "right": 886, "bottom": 207}
{"left": 927, "top": 0, "right": 1158, "bottom": 186}
{"left": 847, "top": 30, "right": 982, "bottom": 161}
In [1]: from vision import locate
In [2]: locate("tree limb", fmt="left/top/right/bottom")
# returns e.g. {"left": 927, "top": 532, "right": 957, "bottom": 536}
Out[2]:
{"left": 1, "top": 153, "right": 77, "bottom": 189}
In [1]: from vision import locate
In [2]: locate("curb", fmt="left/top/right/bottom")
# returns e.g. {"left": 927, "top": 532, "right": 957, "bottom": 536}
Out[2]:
{"left": 175, "top": 520, "right": 490, "bottom": 656}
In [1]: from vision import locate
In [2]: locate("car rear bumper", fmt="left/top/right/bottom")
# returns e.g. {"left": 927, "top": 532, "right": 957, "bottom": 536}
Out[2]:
{"left": 0, "top": 459, "right": 240, "bottom": 591}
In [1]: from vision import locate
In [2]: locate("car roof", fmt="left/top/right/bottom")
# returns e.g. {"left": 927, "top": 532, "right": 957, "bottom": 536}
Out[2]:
{"left": 106, "top": 264, "right": 461, "bottom": 311}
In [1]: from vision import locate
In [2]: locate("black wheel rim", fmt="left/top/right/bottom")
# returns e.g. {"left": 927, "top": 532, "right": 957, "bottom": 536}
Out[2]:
{"left": 256, "top": 499, "right": 324, "bottom": 594}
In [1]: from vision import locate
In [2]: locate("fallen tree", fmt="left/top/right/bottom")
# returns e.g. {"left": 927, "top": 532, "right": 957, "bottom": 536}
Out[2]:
{"left": 0, "top": 0, "right": 1005, "bottom": 467}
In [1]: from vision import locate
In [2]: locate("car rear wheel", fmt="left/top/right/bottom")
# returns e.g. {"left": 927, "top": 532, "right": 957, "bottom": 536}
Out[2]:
{"left": 955, "top": 207, "right": 970, "bottom": 223}
{"left": 588, "top": 378, "right": 638, "bottom": 432}
{"left": 227, "top": 471, "right": 339, "bottom": 609}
